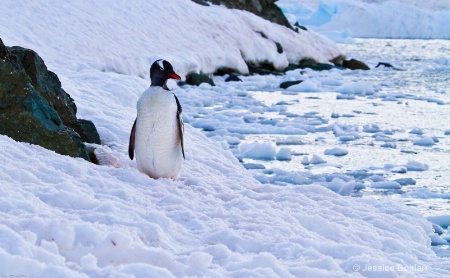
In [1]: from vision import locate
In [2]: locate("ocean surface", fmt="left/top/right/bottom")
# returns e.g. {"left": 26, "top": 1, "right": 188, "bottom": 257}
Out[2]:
{"left": 200, "top": 39, "right": 450, "bottom": 219}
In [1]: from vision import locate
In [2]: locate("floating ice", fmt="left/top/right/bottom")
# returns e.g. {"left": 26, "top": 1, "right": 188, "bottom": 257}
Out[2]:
{"left": 413, "top": 137, "right": 436, "bottom": 146}
{"left": 363, "top": 124, "right": 381, "bottom": 133}
{"left": 336, "top": 81, "right": 374, "bottom": 95}
{"left": 310, "top": 154, "right": 327, "bottom": 164}
{"left": 322, "top": 177, "right": 355, "bottom": 195}
{"left": 381, "top": 142, "right": 396, "bottom": 148}
{"left": 276, "top": 147, "right": 292, "bottom": 160}
{"left": 408, "top": 188, "right": 450, "bottom": 199}
{"left": 371, "top": 181, "right": 402, "bottom": 189}
{"left": 324, "top": 147, "right": 348, "bottom": 156}
{"left": 405, "top": 161, "right": 429, "bottom": 171}
{"left": 430, "top": 234, "right": 449, "bottom": 246}
{"left": 410, "top": 128, "right": 424, "bottom": 135}
{"left": 428, "top": 215, "right": 450, "bottom": 228}
{"left": 238, "top": 142, "right": 277, "bottom": 160}
{"left": 394, "top": 178, "right": 416, "bottom": 186}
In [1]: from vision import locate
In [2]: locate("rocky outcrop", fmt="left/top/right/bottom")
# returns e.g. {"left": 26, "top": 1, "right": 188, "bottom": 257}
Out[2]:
{"left": 185, "top": 72, "right": 216, "bottom": 86}
{"left": 284, "top": 58, "right": 338, "bottom": 72}
{"left": 342, "top": 58, "right": 370, "bottom": 70}
{"left": 193, "top": 0, "right": 292, "bottom": 29}
{"left": 225, "top": 74, "right": 242, "bottom": 82}
{"left": 280, "top": 80, "right": 303, "bottom": 89}
{"left": 0, "top": 38, "right": 100, "bottom": 162}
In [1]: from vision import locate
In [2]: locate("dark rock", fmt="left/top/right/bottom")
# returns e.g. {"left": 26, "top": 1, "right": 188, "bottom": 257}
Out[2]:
{"left": 77, "top": 119, "right": 101, "bottom": 144}
{"left": 342, "top": 59, "right": 370, "bottom": 70}
{"left": 205, "top": 0, "right": 293, "bottom": 29}
{"left": 294, "top": 22, "right": 308, "bottom": 31}
{"left": 215, "top": 67, "right": 239, "bottom": 76}
{"left": 8, "top": 46, "right": 100, "bottom": 144}
{"left": 284, "top": 64, "right": 299, "bottom": 72}
{"left": 330, "top": 54, "right": 345, "bottom": 67}
{"left": 256, "top": 31, "right": 268, "bottom": 39}
{"left": 0, "top": 40, "right": 9, "bottom": 59}
{"left": 225, "top": 74, "right": 242, "bottom": 82}
{"left": 375, "top": 62, "right": 403, "bottom": 71}
{"left": 186, "top": 72, "right": 215, "bottom": 86}
{"left": 275, "top": 42, "right": 283, "bottom": 54}
{"left": 247, "top": 62, "right": 283, "bottom": 76}
{"left": 375, "top": 62, "right": 393, "bottom": 68}
{"left": 280, "top": 80, "right": 303, "bottom": 89}
{"left": 0, "top": 38, "right": 100, "bottom": 162}
{"left": 299, "top": 58, "right": 334, "bottom": 71}
{"left": 191, "top": 0, "right": 209, "bottom": 6}
{"left": 256, "top": 31, "right": 283, "bottom": 55}
{"left": 260, "top": 2, "right": 293, "bottom": 29}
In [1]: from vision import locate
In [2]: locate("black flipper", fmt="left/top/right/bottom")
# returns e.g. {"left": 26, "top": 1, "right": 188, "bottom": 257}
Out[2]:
{"left": 128, "top": 118, "right": 137, "bottom": 160}
{"left": 175, "top": 95, "right": 185, "bottom": 159}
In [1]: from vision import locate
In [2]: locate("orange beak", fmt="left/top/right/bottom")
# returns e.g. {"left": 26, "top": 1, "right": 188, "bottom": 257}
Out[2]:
{"left": 170, "top": 73, "right": 181, "bottom": 80}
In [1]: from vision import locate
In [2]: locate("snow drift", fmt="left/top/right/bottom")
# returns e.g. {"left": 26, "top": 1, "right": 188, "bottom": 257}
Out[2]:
{"left": 0, "top": 0, "right": 342, "bottom": 78}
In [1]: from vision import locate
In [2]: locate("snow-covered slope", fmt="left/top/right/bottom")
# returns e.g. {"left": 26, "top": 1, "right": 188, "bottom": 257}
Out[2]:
{"left": 1, "top": 125, "right": 450, "bottom": 276}
{"left": 278, "top": 0, "right": 450, "bottom": 41}
{"left": 1, "top": 0, "right": 341, "bottom": 78}
{"left": 1, "top": 0, "right": 450, "bottom": 276}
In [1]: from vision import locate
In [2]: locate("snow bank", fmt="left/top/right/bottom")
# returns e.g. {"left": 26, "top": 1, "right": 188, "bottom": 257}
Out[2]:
{"left": 0, "top": 0, "right": 342, "bottom": 78}
{"left": 278, "top": 0, "right": 450, "bottom": 40}
{"left": 0, "top": 130, "right": 448, "bottom": 276}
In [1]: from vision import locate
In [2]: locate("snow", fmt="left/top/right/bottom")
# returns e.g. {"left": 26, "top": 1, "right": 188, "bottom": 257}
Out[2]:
{"left": 0, "top": 0, "right": 342, "bottom": 79}
{"left": 2, "top": 131, "right": 447, "bottom": 276}
{"left": 278, "top": 0, "right": 450, "bottom": 41}
{"left": 1, "top": 0, "right": 450, "bottom": 276}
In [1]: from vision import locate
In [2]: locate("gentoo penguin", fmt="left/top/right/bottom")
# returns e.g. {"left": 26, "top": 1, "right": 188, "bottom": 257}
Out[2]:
{"left": 128, "top": 59, "right": 184, "bottom": 180}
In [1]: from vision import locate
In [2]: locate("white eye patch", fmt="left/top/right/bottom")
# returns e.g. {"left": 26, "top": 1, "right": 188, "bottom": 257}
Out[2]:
{"left": 156, "top": 59, "right": 165, "bottom": 70}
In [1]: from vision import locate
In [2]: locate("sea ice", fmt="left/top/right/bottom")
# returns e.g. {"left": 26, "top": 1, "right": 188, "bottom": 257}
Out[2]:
{"left": 413, "top": 137, "right": 436, "bottom": 146}
{"left": 324, "top": 147, "right": 348, "bottom": 156}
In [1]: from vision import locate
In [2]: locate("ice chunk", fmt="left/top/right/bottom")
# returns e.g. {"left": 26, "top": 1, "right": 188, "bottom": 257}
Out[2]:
{"left": 428, "top": 215, "right": 450, "bottom": 228}
{"left": 413, "top": 137, "right": 435, "bottom": 146}
{"left": 371, "top": 181, "right": 401, "bottom": 189}
{"left": 405, "top": 161, "right": 429, "bottom": 171}
{"left": 324, "top": 147, "right": 348, "bottom": 156}
{"left": 310, "top": 154, "right": 326, "bottom": 164}
{"left": 238, "top": 142, "right": 277, "bottom": 160}
{"left": 276, "top": 147, "right": 292, "bottom": 161}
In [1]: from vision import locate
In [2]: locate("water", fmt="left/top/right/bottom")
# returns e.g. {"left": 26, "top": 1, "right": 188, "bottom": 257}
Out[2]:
{"left": 187, "top": 39, "right": 450, "bottom": 222}
{"left": 239, "top": 39, "right": 450, "bottom": 218}
{"left": 183, "top": 38, "right": 450, "bottom": 255}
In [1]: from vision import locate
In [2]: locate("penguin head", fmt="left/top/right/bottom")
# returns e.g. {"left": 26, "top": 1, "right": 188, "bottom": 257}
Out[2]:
{"left": 150, "top": 59, "right": 181, "bottom": 88}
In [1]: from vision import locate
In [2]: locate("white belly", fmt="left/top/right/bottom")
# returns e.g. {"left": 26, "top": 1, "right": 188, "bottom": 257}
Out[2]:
{"left": 134, "top": 87, "right": 183, "bottom": 180}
